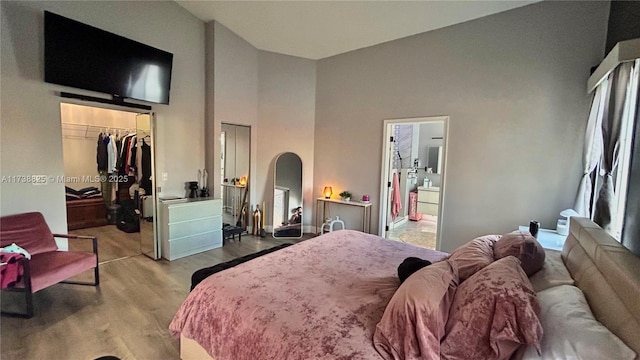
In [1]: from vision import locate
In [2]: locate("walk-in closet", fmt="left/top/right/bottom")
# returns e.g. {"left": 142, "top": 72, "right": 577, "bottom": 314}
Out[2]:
{"left": 61, "top": 103, "right": 156, "bottom": 262}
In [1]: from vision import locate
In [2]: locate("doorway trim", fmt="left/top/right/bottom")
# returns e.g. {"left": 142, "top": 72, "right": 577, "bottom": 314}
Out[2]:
{"left": 378, "top": 116, "right": 449, "bottom": 250}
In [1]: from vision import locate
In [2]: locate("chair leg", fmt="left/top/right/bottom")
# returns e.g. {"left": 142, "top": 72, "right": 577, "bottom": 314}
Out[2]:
{"left": 23, "top": 258, "right": 33, "bottom": 317}
{"left": 1, "top": 260, "right": 34, "bottom": 318}
{"left": 25, "top": 290, "right": 34, "bottom": 318}
{"left": 94, "top": 265, "right": 100, "bottom": 286}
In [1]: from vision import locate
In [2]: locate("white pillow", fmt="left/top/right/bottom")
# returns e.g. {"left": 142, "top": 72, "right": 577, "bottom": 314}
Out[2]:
{"left": 528, "top": 249, "right": 574, "bottom": 292}
{"left": 518, "top": 285, "right": 636, "bottom": 359}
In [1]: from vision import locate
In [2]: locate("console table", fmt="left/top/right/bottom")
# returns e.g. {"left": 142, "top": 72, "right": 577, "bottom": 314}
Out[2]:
{"left": 315, "top": 198, "right": 372, "bottom": 235}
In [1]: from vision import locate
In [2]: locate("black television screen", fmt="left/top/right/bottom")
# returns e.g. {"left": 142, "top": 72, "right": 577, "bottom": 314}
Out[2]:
{"left": 45, "top": 11, "right": 173, "bottom": 105}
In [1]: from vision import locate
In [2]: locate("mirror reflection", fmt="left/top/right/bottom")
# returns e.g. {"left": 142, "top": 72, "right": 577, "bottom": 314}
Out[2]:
{"left": 273, "top": 152, "right": 303, "bottom": 238}
{"left": 221, "top": 124, "right": 251, "bottom": 231}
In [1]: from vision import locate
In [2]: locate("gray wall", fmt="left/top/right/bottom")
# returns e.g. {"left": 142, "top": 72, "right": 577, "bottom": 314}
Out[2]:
{"left": 0, "top": 1, "right": 205, "bottom": 239}
{"left": 314, "top": 1, "right": 609, "bottom": 252}
{"left": 209, "top": 21, "right": 258, "bottom": 217}
{"left": 207, "top": 23, "right": 316, "bottom": 232}
{"left": 257, "top": 51, "right": 316, "bottom": 230}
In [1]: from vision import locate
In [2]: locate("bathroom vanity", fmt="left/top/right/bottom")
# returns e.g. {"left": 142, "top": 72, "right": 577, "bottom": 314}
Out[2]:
{"left": 417, "top": 186, "right": 440, "bottom": 216}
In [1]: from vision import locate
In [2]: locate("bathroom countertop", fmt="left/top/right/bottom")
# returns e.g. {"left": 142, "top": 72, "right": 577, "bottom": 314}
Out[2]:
{"left": 417, "top": 186, "right": 440, "bottom": 191}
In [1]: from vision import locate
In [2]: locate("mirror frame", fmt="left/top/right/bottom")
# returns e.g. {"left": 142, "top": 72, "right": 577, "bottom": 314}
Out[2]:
{"left": 272, "top": 152, "right": 303, "bottom": 239}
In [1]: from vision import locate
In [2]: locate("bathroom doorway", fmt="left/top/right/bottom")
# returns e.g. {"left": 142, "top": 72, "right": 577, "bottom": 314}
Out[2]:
{"left": 378, "top": 116, "right": 448, "bottom": 250}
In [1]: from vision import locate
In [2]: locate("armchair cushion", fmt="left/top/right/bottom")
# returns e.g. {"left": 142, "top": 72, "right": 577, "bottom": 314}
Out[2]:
{"left": 0, "top": 212, "right": 58, "bottom": 255}
{"left": 27, "top": 251, "right": 97, "bottom": 292}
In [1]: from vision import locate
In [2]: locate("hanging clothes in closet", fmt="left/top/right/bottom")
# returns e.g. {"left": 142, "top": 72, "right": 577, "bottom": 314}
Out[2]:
{"left": 140, "top": 138, "right": 152, "bottom": 195}
{"left": 96, "top": 132, "right": 119, "bottom": 204}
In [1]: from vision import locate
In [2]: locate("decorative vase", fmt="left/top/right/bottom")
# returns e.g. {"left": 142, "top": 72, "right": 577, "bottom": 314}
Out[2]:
{"left": 342, "top": 197, "right": 351, "bottom": 201}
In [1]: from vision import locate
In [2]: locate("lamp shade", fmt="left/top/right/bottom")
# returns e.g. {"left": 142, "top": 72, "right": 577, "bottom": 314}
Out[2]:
{"left": 323, "top": 186, "right": 333, "bottom": 199}
{"left": 239, "top": 176, "right": 247, "bottom": 186}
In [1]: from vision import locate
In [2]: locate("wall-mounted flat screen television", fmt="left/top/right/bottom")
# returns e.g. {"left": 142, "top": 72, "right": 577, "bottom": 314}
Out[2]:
{"left": 44, "top": 11, "right": 173, "bottom": 105}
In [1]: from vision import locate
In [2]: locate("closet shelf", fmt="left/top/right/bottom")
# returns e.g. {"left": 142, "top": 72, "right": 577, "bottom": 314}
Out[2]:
{"left": 61, "top": 123, "right": 135, "bottom": 140}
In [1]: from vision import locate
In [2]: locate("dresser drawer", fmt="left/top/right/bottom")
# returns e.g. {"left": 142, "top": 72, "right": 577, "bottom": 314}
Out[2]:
{"left": 167, "top": 199, "right": 222, "bottom": 223}
{"left": 168, "top": 215, "right": 222, "bottom": 239}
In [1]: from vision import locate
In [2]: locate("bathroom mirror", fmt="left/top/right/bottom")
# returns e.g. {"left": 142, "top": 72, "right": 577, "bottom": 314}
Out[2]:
{"left": 426, "top": 146, "right": 443, "bottom": 174}
{"left": 273, "top": 152, "right": 303, "bottom": 238}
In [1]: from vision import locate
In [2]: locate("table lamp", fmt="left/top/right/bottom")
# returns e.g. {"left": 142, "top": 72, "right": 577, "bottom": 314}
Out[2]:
{"left": 323, "top": 186, "right": 333, "bottom": 199}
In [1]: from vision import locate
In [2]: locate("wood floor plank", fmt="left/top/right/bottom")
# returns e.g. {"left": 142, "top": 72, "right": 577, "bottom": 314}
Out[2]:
{"left": 1, "top": 233, "right": 311, "bottom": 360}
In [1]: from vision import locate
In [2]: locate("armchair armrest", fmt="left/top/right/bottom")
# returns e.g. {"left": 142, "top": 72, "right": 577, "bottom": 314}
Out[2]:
{"left": 53, "top": 234, "right": 98, "bottom": 255}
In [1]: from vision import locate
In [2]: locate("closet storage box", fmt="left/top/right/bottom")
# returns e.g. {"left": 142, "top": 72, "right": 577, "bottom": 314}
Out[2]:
{"left": 160, "top": 198, "right": 222, "bottom": 261}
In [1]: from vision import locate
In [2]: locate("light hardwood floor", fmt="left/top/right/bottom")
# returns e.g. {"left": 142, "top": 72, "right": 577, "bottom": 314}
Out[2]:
{"left": 69, "top": 224, "right": 144, "bottom": 263}
{"left": 1, "top": 233, "right": 310, "bottom": 360}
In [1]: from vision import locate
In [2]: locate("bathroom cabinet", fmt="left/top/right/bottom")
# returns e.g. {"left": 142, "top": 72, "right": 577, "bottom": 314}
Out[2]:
{"left": 417, "top": 186, "right": 439, "bottom": 216}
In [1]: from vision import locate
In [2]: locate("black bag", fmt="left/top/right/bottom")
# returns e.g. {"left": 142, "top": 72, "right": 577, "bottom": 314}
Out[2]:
{"left": 116, "top": 199, "right": 140, "bottom": 233}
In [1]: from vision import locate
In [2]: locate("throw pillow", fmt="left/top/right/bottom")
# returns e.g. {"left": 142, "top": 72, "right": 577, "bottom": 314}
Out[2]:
{"left": 448, "top": 234, "right": 500, "bottom": 281}
{"left": 528, "top": 249, "right": 574, "bottom": 292}
{"left": 441, "top": 256, "right": 543, "bottom": 360}
{"left": 374, "top": 260, "right": 459, "bottom": 360}
{"left": 516, "top": 285, "right": 635, "bottom": 359}
{"left": 494, "top": 231, "right": 545, "bottom": 276}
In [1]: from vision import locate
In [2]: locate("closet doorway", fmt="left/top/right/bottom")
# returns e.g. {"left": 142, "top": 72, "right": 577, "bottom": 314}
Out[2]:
{"left": 378, "top": 116, "right": 448, "bottom": 251}
{"left": 60, "top": 103, "right": 159, "bottom": 263}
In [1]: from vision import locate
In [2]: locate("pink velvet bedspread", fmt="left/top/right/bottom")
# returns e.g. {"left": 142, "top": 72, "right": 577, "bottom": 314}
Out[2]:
{"left": 169, "top": 229, "right": 448, "bottom": 359}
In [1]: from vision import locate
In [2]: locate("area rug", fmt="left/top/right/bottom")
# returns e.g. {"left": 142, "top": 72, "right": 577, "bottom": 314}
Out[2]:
{"left": 398, "top": 231, "right": 437, "bottom": 250}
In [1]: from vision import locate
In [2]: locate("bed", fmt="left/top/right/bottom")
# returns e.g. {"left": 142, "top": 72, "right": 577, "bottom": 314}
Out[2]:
{"left": 169, "top": 218, "right": 640, "bottom": 359}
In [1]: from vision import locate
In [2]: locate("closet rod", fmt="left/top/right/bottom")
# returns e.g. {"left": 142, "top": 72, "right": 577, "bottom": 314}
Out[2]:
{"left": 61, "top": 123, "right": 136, "bottom": 140}
{"left": 60, "top": 92, "right": 152, "bottom": 111}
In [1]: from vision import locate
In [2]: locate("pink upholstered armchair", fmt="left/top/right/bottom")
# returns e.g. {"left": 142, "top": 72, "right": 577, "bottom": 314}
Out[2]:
{"left": 0, "top": 212, "right": 99, "bottom": 318}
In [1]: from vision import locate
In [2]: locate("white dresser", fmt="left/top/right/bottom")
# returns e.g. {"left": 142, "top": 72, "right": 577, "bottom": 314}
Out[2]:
{"left": 160, "top": 198, "right": 223, "bottom": 261}
{"left": 417, "top": 186, "right": 440, "bottom": 216}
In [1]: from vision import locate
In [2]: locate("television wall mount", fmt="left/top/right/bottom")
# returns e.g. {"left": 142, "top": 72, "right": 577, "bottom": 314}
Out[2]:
{"left": 60, "top": 92, "right": 152, "bottom": 111}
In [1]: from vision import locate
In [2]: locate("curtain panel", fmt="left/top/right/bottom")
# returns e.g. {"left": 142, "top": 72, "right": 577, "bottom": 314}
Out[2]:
{"left": 593, "top": 62, "right": 635, "bottom": 232}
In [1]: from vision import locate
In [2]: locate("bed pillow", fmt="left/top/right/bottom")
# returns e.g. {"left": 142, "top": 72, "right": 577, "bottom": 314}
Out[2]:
{"left": 494, "top": 231, "right": 545, "bottom": 276}
{"left": 528, "top": 249, "right": 574, "bottom": 292}
{"left": 448, "top": 234, "right": 500, "bottom": 281}
{"left": 516, "top": 285, "right": 635, "bottom": 359}
{"left": 441, "top": 256, "right": 542, "bottom": 360}
{"left": 373, "top": 260, "right": 459, "bottom": 360}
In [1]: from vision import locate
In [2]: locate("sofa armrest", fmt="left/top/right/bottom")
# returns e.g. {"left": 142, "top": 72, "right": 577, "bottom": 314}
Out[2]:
{"left": 53, "top": 234, "right": 98, "bottom": 255}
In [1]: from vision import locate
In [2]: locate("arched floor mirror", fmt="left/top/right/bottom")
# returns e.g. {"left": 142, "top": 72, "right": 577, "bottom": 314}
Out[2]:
{"left": 273, "top": 152, "right": 303, "bottom": 238}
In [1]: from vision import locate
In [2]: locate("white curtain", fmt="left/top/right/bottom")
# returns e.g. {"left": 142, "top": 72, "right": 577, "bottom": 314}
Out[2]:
{"left": 574, "top": 83, "right": 606, "bottom": 217}
{"left": 593, "top": 61, "right": 635, "bottom": 232}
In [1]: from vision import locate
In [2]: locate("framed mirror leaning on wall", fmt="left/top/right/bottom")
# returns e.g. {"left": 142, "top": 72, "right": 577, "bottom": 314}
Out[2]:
{"left": 273, "top": 152, "right": 303, "bottom": 239}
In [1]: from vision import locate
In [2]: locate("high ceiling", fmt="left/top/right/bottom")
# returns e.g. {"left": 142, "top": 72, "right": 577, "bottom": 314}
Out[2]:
{"left": 176, "top": 1, "right": 539, "bottom": 60}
